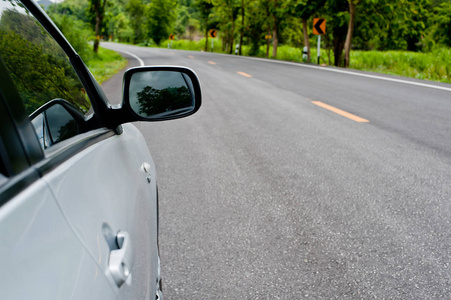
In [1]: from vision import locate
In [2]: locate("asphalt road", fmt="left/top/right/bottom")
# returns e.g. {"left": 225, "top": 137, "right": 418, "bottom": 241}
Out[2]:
{"left": 101, "top": 42, "right": 451, "bottom": 299}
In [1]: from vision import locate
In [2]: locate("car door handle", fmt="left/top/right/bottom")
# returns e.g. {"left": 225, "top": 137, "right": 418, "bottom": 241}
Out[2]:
{"left": 109, "top": 231, "right": 133, "bottom": 287}
{"left": 140, "top": 162, "right": 152, "bottom": 183}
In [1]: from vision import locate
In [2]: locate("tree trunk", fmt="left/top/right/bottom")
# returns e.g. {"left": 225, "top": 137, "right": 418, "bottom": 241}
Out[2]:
{"left": 92, "top": 0, "right": 107, "bottom": 54}
{"left": 302, "top": 18, "right": 310, "bottom": 61}
{"left": 239, "top": 0, "right": 244, "bottom": 55}
{"left": 229, "top": 20, "right": 235, "bottom": 54}
{"left": 222, "top": 36, "right": 226, "bottom": 52}
{"left": 266, "top": 29, "right": 270, "bottom": 58}
{"left": 94, "top": 14, "right": 101, "bottom": 53}
{"left": 344, "top": 1, "right": 356, "bottom": 68}
{"left": 333, "top": 37, "right": 345, "bottom": 67}
{"left": 272, "top": 16, "right": 278, "bottom": 58}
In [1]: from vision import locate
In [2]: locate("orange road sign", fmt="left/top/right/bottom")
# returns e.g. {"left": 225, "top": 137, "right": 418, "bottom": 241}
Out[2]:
{"left": 209, "top": 29, "right": 217, "bottom": 38}
{"left": 313, "top": 18, "right": 326, "bottom": 35}
{"left": 265, "top": 35, "right": 272, "bottom": 40}
{"left": 169, "top": 34, "right": 175, "bottom": 40}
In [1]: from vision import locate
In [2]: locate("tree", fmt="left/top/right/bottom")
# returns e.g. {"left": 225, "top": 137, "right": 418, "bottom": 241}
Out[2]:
{"left": 294, "top": 0, "right": 327, "bottom": 61}
{"left": 267, "top": 0, "right": 281, "bottom": 58}
{"left": 323, "top": 0, "right": 349, "bottom": 66}
{"left": 125, "top": 0, "right": 147, "bottom": 44}
{"left": 146, "top": 0, "right": 177, "bottom": 45}
{"left": 431, "top": 1, "right": 451, "bottom": 47}
{"left": 89, "top": 0, "right": 108, "bottom": 53}
{"left": 343, "top": 0, "right": 358, "bottom": 68}
{"left": 238, "top": 0, "right": 245, "bottom": 55}
{"left": 213, "top": 0, "right": 240, "bottom": 53}
{"left": 195, "top": 0, "right": 214, "bottom": 51}
{"left": 175, "top": 6, "right": 191, "bottom": 37}
{"left": 246, "top": 0, "right": 266, "bottom": 56}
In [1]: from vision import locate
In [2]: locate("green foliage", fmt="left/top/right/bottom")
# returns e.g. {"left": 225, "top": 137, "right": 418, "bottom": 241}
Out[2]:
{"left": 49, "top": 13, "right": 94, "bottom": 61}
{"left": 175, "top": 6, "right": 191, "bottom": 36}
{"left": 427, "top": 2, "right": 451, "bottom": 48}
{"left": 46, "top": 0, "right": 90, "bottom": 22}
{"left": 147, "top": 0, "right": 177, "bottom": 45}
{"left": 126, "top": 0, "right": 147, "bottom": 43}
{"left": 109, "top": 12, "right": 134, "bottom": 43}
{"left": 294, "top": 0, "right": 327, "bottom": 19}
{"left": 352, "top": 0, "right": 431, "bottom": 51}
{"left": 0, "top": 9, "right": 90, "bottom": 113}
{"left": 45, "top": 0, "right": 451, "bottom": 79}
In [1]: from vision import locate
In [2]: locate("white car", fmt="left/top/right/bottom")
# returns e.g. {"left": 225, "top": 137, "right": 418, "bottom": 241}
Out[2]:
{"left": 0, "top": 1, "right": 201, "bottom": 299}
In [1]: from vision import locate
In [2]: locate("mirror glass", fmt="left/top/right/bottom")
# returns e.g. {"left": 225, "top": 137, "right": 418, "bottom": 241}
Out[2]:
{"left": 30, "top": 103, "right": 79, "bottom": 150}
{"left": 128, "top": 71, "right": 195, "bottom": 118}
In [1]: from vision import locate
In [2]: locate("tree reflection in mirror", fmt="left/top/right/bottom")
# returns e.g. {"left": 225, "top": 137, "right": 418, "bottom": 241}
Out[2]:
{"left": 129, "top": 71, "right": 194, "bottom": 118}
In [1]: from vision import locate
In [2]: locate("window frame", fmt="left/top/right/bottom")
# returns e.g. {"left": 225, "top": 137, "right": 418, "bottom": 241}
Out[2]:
{"left": 20, "top": 0, "right": 112, "bottom": 127}
{"left": 0, "top": 0, "right": 119, "bottom": 206}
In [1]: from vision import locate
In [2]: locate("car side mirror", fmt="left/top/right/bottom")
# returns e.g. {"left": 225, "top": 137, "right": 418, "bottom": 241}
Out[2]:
{"left": 122, "top": 66, "right": 201, "bottom": 121}
{"left": 29, "top": 99, "right": 86, "bottom": 149}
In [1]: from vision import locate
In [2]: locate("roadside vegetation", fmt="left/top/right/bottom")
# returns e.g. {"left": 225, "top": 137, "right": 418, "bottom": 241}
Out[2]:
{"left": 85, "top": 48, "right": 127, "bottom": 84}
{"left": 43, "top": 0, "right": 451, "bottom": 84}
{"left": 47, "top": 4, "right": 127, "bottom": 84}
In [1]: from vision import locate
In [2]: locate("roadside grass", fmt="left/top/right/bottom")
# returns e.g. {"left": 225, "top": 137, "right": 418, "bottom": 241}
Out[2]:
{"left": 85, "top": 47, "right": 127, "bottom": 84}
{"left": 165, "top": 39, "right": 206, "bottom": 51}
{"left": 158, "top": 39, "right": 451, "bottom": 84}
{"left": 350, "top": 48, "right": 451, "bottom": 83}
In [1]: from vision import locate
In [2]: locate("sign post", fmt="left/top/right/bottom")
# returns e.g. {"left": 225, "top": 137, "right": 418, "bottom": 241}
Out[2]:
{"left": 313, "top": 18, "right": 326, "bottom": 65}
{"left": 317, "top": 35, "right": 321, "bottom": 64}
{"left": 168, "top": 34, "right": 174, "bottom": 48}
{"left": 209, "top": 29, "right": 217, "bottom": 52}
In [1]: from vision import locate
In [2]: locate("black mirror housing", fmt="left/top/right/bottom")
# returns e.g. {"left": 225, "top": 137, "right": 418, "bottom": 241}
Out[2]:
{"left": 103, "top": 66, "right": 201, "bottom": 128}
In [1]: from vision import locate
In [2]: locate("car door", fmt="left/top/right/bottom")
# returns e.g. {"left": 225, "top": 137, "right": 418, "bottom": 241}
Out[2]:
{"left": 0, "top": 36, "right": 115, "bottom": 300}
{"left": 42, "top": 123, "right": 159, "bottom": 299}
{"left": 0, "top": 1, "right": 158, "bottom": 298}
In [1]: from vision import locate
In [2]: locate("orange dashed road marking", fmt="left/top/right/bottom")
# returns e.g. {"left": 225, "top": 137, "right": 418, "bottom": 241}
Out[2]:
{"left": 208, "top": 61, "right": 216, "bottom": 65}
{"left": 312, "top": 101, "right": 369, "bottom": 123}
{"left": 237, "top": 71, "right": 252, "bottom": 78}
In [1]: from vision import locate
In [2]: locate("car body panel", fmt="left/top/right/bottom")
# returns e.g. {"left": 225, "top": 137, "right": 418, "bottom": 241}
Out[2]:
{"left": 43, "top": 123, "right": 158, "bottom": 299}
{"left": 0, "top": 178, "right": 116, "bottom": 299}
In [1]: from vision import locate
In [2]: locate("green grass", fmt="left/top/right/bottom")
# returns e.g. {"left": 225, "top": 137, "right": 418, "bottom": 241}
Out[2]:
{"left": 163, "top": 39, "right": 207, "bottom": 51}
{"left": 156, "top": 38, "right": 451, "bottom": 84}
{"left": 85, "top": 47, "right": 127, "bottom": 84}
{"left": 350, "top": 48, "right": 451, "bottom": 83}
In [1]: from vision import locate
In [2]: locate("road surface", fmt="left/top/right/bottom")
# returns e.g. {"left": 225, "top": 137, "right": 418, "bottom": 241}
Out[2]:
{"left": 101, "top": 42, "right": 451, "bottom": 299}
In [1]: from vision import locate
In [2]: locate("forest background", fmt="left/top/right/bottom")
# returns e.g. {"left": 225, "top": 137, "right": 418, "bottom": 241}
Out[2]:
{"left": 42, "top": 0, "right": 451, "bottom": 83}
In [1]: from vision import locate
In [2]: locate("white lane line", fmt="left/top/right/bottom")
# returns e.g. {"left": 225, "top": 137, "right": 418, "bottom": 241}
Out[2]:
{"left": 114, "top": 49, "right": 145, "bottom": 66}
{"left": 242, "top": 56, "right": 451, "bottom": 92}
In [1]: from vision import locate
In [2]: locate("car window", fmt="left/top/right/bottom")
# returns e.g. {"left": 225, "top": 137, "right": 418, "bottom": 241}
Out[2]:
{"left": 0, "top": 0, "right": 91, "bottom": 149}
